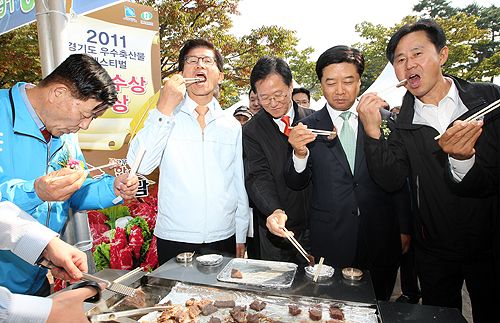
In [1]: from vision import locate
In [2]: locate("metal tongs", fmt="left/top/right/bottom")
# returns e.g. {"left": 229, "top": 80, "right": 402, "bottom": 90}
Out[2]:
{"left": 87, "top": 306, "right": 171, "bottom": 322}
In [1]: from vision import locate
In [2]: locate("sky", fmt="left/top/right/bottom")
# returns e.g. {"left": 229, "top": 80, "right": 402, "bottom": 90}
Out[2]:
{"left": 229, "top": 0, "right": 497, "bottom": 61}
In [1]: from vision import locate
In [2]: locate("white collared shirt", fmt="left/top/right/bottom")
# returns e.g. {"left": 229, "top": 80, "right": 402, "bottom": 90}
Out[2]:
{"left": 185, "top": 95, "right": 215, "bottom": 124}
{"left": 273, "top": 100, "right": 296, "bottom": 134}
{"left": 411, "top": 78, "right": 474, "bottom": 181}
{"left": 293, "top": 101, "right": 358, "bottom": 173}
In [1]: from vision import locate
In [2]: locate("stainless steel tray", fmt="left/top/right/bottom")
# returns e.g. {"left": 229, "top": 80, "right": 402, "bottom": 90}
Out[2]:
{"left": 216, "top": 258, "right": 297, "bottom": 288}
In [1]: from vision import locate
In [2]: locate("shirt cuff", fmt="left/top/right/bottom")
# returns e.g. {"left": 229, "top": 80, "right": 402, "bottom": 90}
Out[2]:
{"left": 8, "top": 292, "right": 52, "bottom": 323}
{"left": 14, "top": 226, "right": 57, "bottom": 265}
{"left": 292, "top": 149, "right": 310, "bottom": 173}
{"left": 449, "top": 155, "right": 475, "bottom": 182}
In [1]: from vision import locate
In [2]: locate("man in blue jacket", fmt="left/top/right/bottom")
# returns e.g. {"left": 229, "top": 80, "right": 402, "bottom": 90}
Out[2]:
{"left": 127, "top": 39, "right": 249, "bottom": 264}
{"left": 0, "top": 54, "right": 139, "bottom": 297}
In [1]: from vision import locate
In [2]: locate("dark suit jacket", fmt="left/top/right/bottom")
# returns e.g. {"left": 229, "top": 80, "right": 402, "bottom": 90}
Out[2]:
{"left": 243, "top": 101, "right": 315, "bottom": 231}
{"left": 284, "top": 105, "right": 409, "bottom": 268}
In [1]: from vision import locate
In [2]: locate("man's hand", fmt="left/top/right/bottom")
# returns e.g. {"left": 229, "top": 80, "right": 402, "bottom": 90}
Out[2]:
{"left": 439, "top": 120, "right": 483, "bottom": 160}
{"left": 288, "top": 123, "right": 317, "bottom": 159}
{"left": 157, "top": 74, "right": 186, "bottom": 117}
{"left": 401, "top": 234, "right": 411, "bottom": 254}
{"left": 357, "top": 93, "right": 389, "bottom": 139}
{"left": 236, "top": 243, "right": 246, "bottom": 258}
{"left": 42, "top": 237, "right": 87, "bottom": 283}
{"left": 46, "top": 283, "right": 106, "bottom": 323}
{"left": 266, "top": 209, "right": 289, "bottom": 238}
{"left": 113, "top": 174, "right": 139, "bottom": 200}
{"left": 35, "top": 169, "right": 87, "bottom": 202}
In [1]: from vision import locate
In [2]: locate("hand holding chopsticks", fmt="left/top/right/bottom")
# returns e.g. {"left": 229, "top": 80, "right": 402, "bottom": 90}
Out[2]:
{"left": 272, "top": 217, "right": 314, "bottom": 265}
{"left": 434, "top": 98, "right": 500, "bottom": 140}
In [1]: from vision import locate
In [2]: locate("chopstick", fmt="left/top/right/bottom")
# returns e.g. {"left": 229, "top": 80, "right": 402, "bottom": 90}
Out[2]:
{"left": 288, "top": 127, "right": 336, "bottom": 136}
{"left": 273, "top": 218, "right": 310, "bottom": 263}
{"left": 313, "top": 257, "right": 324, "bottom": 282}
{"left": 376, "top": 79, "right": 407, "bottom": 98}
{"left": 434, "top": 98, "right": 500, "bottom": 140}
{"left": 49, "top": 162, "right": 118, "bottom": 182}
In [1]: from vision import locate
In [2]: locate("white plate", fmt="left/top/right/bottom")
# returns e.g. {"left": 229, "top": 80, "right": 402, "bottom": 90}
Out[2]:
{"left": 196, "top": 254, "right": 223, "bottom": 266}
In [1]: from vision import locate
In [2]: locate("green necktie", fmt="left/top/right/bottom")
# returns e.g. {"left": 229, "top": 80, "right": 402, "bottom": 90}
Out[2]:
{"left": 339, "top": 111, "right": 356, "bottom": 174}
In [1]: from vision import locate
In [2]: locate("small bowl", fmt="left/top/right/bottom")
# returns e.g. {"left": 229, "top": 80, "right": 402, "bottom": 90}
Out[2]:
{"left": 305, "top": 264, "right": 334, "bottom": 281}
{"left": 176, "top": 252, "right": 194, "bottom": 263}
{"left": 196, "top": 254, "right": 223, "bottom": 266}
{"left": 342, "top": 267, "right": 363, "bottom": 281}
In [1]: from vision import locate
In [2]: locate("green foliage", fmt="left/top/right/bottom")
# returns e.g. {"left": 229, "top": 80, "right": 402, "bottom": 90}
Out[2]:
{"left": 93, "top": 243, "right": 111, "bottom": 271}
{"left": 0, "top": 23, "right": 41, "bottom": 89}
{"left": 101, "top": 205, "right": 131, "bottom": 229}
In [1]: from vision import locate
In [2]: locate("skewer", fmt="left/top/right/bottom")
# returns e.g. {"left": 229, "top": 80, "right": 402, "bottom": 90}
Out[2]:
{"left": 273, "top": 218, "right": 310, "bottom": 263}
{"left": 434, "top": 98, "right": 500, "bottom": 140}
{"left": 288, "top": 127, "right": 336, "bottom": 136}
{"left": 49, "top": 161, "right": 118, "bottom": 182}
{"left": 313, "top": 257, "right": 325, "bottom": 282}
{"left": 112, "top": 145, "right": 147, "bottom": 204}
{"left": 376, "top": 79, "right": 407, "bottom": 98}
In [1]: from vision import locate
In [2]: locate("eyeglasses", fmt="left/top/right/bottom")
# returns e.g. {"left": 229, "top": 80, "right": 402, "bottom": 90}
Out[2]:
{"left": 294, "top": 100, "right": 310, "bottom": 105}
{"left": 185, "top": 55, "right": 216, "bottom": 66}
{"left": 259, "top": 93, "right": 288, "bottom": 105}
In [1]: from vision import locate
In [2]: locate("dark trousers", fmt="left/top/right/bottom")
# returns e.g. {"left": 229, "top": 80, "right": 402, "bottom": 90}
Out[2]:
{"left": 246, "top": 210, "right": 261, "bottom": 259}
{"left": 259, "top": 225, "right": 311, "bottom": 265}
{"left": 416, "top": 246, "right": 496, "bottom": 323}
{"left": 399, "top": 240, "right": 421, "bottom": 298}
{"left": 157, "top": 235, "right": 236, "bottom": 266}
{"left": 353, "top": 230, "right": 399, "bottom": 301}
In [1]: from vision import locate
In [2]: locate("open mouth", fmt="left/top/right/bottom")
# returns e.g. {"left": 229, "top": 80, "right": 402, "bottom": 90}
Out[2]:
{"left": 408, "top": 74, "right": 420, "bottom": 86}
{"left": 195, "top": 72, "right": 207, "bottom": 83}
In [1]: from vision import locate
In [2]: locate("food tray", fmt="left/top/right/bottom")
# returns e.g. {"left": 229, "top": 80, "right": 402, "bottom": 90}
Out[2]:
{"left": 139, "top": 282, "right": 377, "bottom": 323}
{"left": 216, "top": 258, "right": 297, "bottom": 288}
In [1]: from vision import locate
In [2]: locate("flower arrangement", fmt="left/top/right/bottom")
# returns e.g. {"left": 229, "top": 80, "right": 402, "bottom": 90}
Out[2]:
{"left": 380, "top": 120, "right": 391, "bottom": 139}
{"left": 55, "top": 144, "right": 86, "bottom": 170}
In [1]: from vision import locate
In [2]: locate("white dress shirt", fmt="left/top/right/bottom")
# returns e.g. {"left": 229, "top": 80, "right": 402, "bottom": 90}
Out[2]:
{"left": 293, "top": 101, "right": 359, "bottom": 173}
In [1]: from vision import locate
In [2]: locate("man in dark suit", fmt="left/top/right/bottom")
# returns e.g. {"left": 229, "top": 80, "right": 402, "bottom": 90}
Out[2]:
{"left": 284, "top": 46, "right": 410, "bottom": 301}
{"left": 243, "top": 57, "right": 315, "bottom": 264}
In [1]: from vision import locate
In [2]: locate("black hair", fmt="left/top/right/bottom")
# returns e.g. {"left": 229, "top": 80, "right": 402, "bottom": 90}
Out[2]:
{"left": 386, "top": 19, "right": 447, "bottom": 64}
{"left": 250, "top": 56, "right": 292, "bottom": 94}
{"left": 315, "top": 46, "right": 364, "bottom": 81}
{"left": 292, "top": 87, "right": 310, "bottom": 101}
{"left": 39, "top": 54, "right": 117, "bottom": 111}
{"left": 178, "top": 38, "right": 224, "bottom": 73}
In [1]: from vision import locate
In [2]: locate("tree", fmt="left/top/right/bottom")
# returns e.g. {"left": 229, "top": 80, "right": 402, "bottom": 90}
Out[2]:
{"left": 136, "top": 0, "right": 316, "bottom": 107}
{"left": 0, "top": 23, "right": 41, "bottom": 89}
{"left": 288, "top": 46, "right": 323, "bottom": 101}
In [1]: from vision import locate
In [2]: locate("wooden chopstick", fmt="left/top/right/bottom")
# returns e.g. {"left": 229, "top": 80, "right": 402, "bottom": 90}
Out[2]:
{"left": 434, "top": 98, "right": 500, "bottom": 140}
{"left": 288, "top": 127, "right": 336, "bottom": 136}
{"left": 273, "top": 218, "right": 309, "bottom": 262}
{"left": 49, "top": 162, "right": 117, "bottom": 182}
{"left": 313, "top": 257, "right": 324, "bottom": 282}
{"left": 376, "top": 79, "right": 407, "bottom": 97}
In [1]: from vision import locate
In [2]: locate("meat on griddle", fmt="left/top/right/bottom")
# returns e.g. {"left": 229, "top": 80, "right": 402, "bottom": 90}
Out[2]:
{"left": 329, "top": 305, "right": 344, "bottom": 321}
{"left": 213, "top": 300, "right": 236, "bottom": 308}
{"left": 288, "top": 304, "right": 302, "bottom": 316}
{"left": 246, "top": 313, "right": 260, "bottom": 323}
{"left": 309, "top": 308, "right": 322, "bottom": 321}
{"left": 200, "top": 304, "right": 218, "bottom": 316}
{"left": 230, "top": 306, "right": 247, "bottom": 323}
{"left": 249, "top": 299, "right": 266, "bottom": 311}
{"left": 208, "top": 317, "right": 221, "bottom": 323}
{"left": 124, "top": 287, "right": 146, "bottom": 309}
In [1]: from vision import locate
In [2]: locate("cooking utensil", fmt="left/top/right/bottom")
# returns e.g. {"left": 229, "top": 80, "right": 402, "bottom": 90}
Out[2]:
{"left": 87, "top": 305, "right": 171, "bottom": 322}
{"left": 37, "top": 258, "right": 136, "bottom": 296}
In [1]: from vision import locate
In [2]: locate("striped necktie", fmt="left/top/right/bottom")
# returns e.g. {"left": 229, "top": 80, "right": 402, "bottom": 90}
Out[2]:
{"left": 339, "top": 111, "right": 356, "bottom": 174}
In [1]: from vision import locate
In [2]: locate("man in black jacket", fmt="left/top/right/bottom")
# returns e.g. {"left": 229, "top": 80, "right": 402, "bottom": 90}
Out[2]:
{"left": 358, "top": 19, "right": 497, "bottom": 322}
{"left": 243, "top": 57, "right": 315, "bottom": 264}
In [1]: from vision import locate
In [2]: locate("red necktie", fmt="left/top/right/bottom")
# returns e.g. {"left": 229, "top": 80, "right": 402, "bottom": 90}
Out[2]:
{"left": 195, "top": 106, "right": 209, "bottom": 130}
{"left": 40, "top": 128, "right": 51, "bottom": 142}
{"left": 281, "top": 116, "right": 291, "bottom": 136}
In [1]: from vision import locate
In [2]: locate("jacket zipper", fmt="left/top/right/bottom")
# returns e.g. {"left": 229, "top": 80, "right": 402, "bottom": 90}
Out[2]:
{"left": 202, "top": 128, "right": 207, "bottom": 243}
